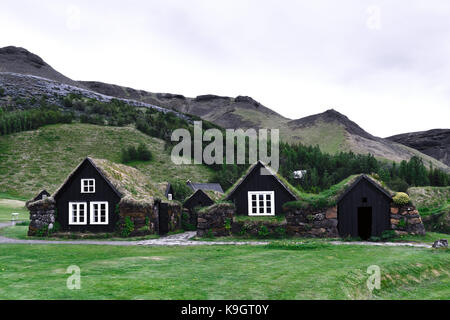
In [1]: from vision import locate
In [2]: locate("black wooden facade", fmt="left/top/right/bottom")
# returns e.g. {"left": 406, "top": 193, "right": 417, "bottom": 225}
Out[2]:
{"left": 183, "top": 189, "right": 215, "bottom": 211}
{"left": 54, "top": 158, "right": 122, "bottom": 232}
{"left": 337, "top": 175, "right": 392, "bottom": 239}
{"left": 226, "top": 161, "right": 297, "bottom": 216}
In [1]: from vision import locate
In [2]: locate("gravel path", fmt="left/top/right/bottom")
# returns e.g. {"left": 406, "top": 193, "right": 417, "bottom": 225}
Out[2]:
{"left": 0, "top": 222, "right": 432, "bottom": 248}
{"left": 0, "top": 222, "right": 268, "bottom": 246}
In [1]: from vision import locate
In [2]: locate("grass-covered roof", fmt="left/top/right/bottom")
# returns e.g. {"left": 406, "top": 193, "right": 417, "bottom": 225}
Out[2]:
{"left": 224, "top": 161, "right": 299, "bottom": 200}
{"left": 53, "top": 157, "right": 175, "bottom": 203}
{"left": 283, "top": 174, "right": 394, "bottom": 210}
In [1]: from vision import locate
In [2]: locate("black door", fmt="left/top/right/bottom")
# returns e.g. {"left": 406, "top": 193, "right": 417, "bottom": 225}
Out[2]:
{"left": 159, "top": 203, "right": 169, "bottom": 235}
{"left": 357, "top": 207, "right": 372, "bottom": 240}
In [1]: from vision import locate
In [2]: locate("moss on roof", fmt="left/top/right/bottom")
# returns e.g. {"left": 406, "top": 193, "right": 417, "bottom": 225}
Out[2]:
{"left": 283, "top": 174, "right": 394, "bottom": 211}
{"left": 90, "top": 158, "right": 168, "bottom": 202}
{"left": 223, "top": 161, "right": 299, "bottom": 200}
{"left": 53, "top": 157, "right": 178, "bottom": 204}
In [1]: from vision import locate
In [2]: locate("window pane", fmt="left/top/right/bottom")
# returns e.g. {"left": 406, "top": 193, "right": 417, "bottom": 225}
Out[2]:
{"left": 267, "top": 208, "right": 271, "bottom": 213}
{"left": 252, "top": 195, "right": 256, "bottom": 200}
{"left": 252, "top": 201, "right": 257, "bottom": 207}
{"left": 259, "top": 194, "right": 264, "bottom": 200}
{"left": 266, "top": 201, "right": 271, "bottom": 207}
{"left": 252, "top": 208, "right": 257, "bottom": 213}
{"left": 259, "top": 201, "right": 264, "bottom": 207}
{"left": 266, "top": 194, "right": 271, "bottom": 200}
{"left": 259, "top": 208, "right": 264, "bottom": 213}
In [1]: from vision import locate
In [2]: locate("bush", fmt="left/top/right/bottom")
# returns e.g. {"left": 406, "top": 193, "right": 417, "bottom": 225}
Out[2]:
{"left": 118, "top": 216, "right": 135, "bottom": 237}
{"left": 388, "top": 177, "right": 409, "bottom": 192}
{"left": 257, "top": 225, "right": 270, "bottom": 238}
{"left": 181, "top": 212, "right": 196, "bottom": 231}
{"left": 121, "top": 143, "right": 153, "bottom": 163}
{"left": 170, "top": 180, "right": 193, "bottom": 201}
{"left": 393, "top": 192, "right": 410, "bottom": 206}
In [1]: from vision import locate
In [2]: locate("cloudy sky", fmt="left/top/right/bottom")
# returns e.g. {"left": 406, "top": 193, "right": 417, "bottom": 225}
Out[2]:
{"left": 1, "top": 0, "right": 449, "bottom": 137}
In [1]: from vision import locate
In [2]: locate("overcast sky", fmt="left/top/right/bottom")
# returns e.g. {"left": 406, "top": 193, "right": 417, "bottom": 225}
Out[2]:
{"left": 1, "top": 0, "right": 449, "bottom": 137}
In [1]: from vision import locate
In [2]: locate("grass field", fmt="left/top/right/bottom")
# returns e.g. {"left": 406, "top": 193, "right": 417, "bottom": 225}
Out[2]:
{"left": 0, "top": 243, "right": 448, "bottom": 300}
{"left": 0, "top": 123, "right": 214, "bottom": 198}
{"left": 0, "top": 199, "right": 27, "bottom": 222}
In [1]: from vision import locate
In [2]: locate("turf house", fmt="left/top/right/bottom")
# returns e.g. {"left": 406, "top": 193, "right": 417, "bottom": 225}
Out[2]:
{"left": 26, "top": 157, "right": 182, "bottom": 237}
{"left": 225, "top": 160, "right": 298, "bottom": 216}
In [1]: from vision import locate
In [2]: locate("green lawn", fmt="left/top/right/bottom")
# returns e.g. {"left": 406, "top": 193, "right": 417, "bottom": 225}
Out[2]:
{"left": 0, "top": 243, "right": 448, "bottom": 300}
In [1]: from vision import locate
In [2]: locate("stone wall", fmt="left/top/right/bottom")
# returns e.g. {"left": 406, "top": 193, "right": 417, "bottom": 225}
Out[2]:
{"left": 26, "top": 197, "right": 56, "bottom": 236}
{"left": 166, "top": 202, "right": 182, "bottom": 232}
{"left": 390, "top": 204, "right": 426, "bottom": 235}
{"left": 197, "top": 203, "right": 234, "bottom": 237}
{"left": 117, "top": 199, "right": 158, "bottom": 236}
{"left": 197, "top": 202, "right": 426, "bottom": 239}
{"left": 231, "top": 219, "right": 287, "bottom": 238}
{"left": 285, "top": 206, "right": 339, "bottom": 238}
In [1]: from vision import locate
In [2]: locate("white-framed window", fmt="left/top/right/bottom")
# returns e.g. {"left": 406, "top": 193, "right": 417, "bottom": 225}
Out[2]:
{"left": 248, "top": 191, "right": 275, "bottom": 216}
{"left": 167, "top": 194, "right": 173, "bottom": 201}
{"left": 81, "top": 179, "right": 95, "bottom": 193}
{"left": 69, "top": 202, "right": 87, "bottom": 225}
{"left": 90, "top": 201, "right": 109, "bottom": 225}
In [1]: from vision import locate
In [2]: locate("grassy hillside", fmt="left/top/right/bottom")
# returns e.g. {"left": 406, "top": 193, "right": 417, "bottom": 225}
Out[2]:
{"left": 0, "top": 123, "right": 214, "bottom": 198}
{"left": 408, "top": 187, "right": 450, "bottom": 233}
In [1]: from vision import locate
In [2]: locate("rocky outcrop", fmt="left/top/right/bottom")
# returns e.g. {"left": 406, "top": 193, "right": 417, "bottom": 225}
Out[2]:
{"left": 387, "top": 129, "right": 450, "bottom": 167}
{"left": 0, "top": 46, "right": 83, "bottom": 87}
{"left": 26, "top": 197, "right": 56, "bottom": 236}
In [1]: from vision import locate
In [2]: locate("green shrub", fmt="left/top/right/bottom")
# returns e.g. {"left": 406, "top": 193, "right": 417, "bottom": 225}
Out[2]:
{"left": 121, "top": 143, "right": 153, "bottom": 163}
{"left": 398, "top": 218, "right": 407, "bottom": 229}
{"left": 388, "top": 177, "right": 409, "bottom": 192}
{"left": 181, "top": 212, "right": 196, "bottom": 231}
{"left": 381, "top": 230, "right": 396, "bottom": 240}
{"left": 170, "top": 180, "right": 193, "bottom": 201}
{"left": 257, "top": 225, "right": 270, "bottom": 238}
{"left": 275, "top": 226, "right": 286, "bottom": 238}
{"left": 118, "top": 216, "right": 135, "bottom": 237}
{"left": 393, "top": 192, "right": 410, "bottom": 206}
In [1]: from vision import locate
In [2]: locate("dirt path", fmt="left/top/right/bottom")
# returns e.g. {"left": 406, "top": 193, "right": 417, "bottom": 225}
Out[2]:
{"left": 0, "top": 199, "right": 26, "bottom": 208}
{"left": 0, "top": 222, "right": 433, "bottom": 248}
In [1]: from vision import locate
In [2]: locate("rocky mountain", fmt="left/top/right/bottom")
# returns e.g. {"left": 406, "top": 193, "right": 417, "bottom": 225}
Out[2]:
{"left": 0, "top": 46, "right": 84, "bottom": 88}
{"left": 387, "top": 129, "right": 450, "bottom": 167}
{"left": 0, "top": 46, "right": 448, "bottom": 171}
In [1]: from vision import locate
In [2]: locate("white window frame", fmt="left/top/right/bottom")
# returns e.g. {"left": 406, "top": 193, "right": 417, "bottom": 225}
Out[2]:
{"left": 90, "top": 201, "right": 109, "bottom": 225}
{"left": 69, "top": 202, "right": 88, "bottom": 225}
{"left": 248, "top": 191, "right": 275, "bottom": 216}
{"left": 81, "top": 179, "right": 95, "bottom": 193}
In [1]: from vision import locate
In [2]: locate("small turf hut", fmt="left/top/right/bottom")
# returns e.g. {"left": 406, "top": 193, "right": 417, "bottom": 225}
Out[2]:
{"left": 337, "top": 174, "right": 393, "bottom": 239}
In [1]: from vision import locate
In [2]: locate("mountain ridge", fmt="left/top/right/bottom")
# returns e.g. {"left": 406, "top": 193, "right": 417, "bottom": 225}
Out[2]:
{"left": 387, "top": 129, "right": 450, "bottom": 167}
{"left": 0, "top": 46, "right": 448, "bottom": 171}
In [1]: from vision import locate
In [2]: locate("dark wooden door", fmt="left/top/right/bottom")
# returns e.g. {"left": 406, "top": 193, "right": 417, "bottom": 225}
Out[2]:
{"left": 357, "top": 207, "right": 372, "bottom": 240}
{"left": 159, "top": 203, "right": 169, "bottom": 235}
